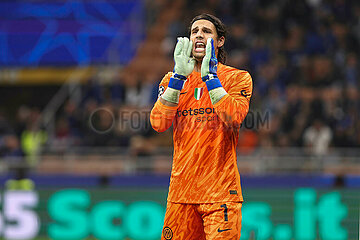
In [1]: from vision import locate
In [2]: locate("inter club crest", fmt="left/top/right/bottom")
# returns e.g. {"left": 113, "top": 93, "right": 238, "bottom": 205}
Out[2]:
{"left": 163, "top": 227, "right": 173, "bottom": 240}
{"left": 194, "top": 87, "right": 204, "bottom": 100}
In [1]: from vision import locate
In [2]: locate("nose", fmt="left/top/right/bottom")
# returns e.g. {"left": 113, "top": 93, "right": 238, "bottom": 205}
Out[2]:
{"left": 195, "top": 30, "right": 204, "bottom": 39}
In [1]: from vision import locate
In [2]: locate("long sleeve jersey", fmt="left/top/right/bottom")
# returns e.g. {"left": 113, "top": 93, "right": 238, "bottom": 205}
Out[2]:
{"left": 150, "top": 63, "right": 253, "bottom": 203}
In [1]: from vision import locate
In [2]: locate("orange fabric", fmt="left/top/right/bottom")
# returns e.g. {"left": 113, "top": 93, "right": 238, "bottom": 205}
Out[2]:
{"left": 150, "top": 63, "right": 253, "bottom": 203}
{"left": 161, "top": 202, "right": 242, "bottom": 240}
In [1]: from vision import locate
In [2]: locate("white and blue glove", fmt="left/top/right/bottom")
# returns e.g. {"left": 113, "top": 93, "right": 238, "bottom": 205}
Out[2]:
{"left": 162, "top": 37, "right": 195, "bottom": 103}
{"left": 201, "top": 38, "right": 218, "bottom": 80}
{"left": 201, "top": 38, "right": 227, "bottom": 104}
{"left": 174, "top": 37, "right": 196, "bottom": 78}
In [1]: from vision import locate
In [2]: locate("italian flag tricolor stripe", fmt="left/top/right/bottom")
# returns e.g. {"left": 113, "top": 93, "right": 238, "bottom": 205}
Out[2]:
{"left": 194, "top": 87, "right": 204, "bottom": 100}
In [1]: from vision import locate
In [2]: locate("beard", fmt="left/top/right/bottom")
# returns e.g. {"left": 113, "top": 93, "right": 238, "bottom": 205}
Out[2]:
{"left": 191, "top": 51, "right": 205, "bottom": 62}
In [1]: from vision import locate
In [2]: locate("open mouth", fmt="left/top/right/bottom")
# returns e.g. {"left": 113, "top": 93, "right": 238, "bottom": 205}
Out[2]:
{"left": 194, "top": 42, "right": 206, "bottom": 53}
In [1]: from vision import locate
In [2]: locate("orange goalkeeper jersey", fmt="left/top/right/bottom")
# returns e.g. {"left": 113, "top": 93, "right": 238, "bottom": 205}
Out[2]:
{"left": 150, "top": 63, "right": 253, "bottom": 203}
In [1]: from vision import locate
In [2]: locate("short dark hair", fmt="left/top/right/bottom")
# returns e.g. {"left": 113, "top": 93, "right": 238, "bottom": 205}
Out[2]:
{"left": 188, "top": 13, "right": 227, "bottom": 64}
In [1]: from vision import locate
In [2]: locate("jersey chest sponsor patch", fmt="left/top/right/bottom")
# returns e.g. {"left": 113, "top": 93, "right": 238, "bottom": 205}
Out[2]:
{"left": 194, "top": 87, "right": 204, "bottom": 100}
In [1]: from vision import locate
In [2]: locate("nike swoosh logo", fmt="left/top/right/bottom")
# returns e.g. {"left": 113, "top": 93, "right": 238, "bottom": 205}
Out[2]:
{"left": 180, "top": 92, "right": 187, "bottom": 95}
{"left": 217, "top": 228, "right": 232, "bottom": 233}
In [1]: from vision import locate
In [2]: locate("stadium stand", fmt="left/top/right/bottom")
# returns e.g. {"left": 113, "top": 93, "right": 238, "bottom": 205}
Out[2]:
{"left": 0, "top": 0, "right": 359, "bottom": 184}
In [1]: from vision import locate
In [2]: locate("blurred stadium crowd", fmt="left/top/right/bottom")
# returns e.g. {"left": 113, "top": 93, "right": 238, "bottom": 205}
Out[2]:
{"left": 0, "top": 0, "right": 359, "bottom": 172}
{"left": 171, "top": 0, "right": 360, "bottom": 154}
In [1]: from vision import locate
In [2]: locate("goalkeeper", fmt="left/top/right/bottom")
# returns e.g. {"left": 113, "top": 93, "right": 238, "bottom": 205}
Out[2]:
{"left": 150, "top": 13, "right": 253, "bottom": 240}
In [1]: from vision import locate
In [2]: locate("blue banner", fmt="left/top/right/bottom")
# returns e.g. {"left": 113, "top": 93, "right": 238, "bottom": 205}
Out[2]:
{"left": 0, "top": 1, "right": 145, "bottom": 66}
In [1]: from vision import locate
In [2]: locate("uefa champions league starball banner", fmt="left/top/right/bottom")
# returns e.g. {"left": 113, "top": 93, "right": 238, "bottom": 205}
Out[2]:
{"left": 0, "top": 1, "right": 145, "bottom": 66}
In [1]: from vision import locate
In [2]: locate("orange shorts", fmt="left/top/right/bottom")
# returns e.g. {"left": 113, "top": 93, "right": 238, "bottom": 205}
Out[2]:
{"left": 161, "top": 201, "right": 242, "bottom": 240}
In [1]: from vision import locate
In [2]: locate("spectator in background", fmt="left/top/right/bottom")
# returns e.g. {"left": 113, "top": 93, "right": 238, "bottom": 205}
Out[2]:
{"left": 15, "top": 106, "right": 31, "bottom": 137}
{"left": 0, "top": 107, "right": 40, "bottom": 190}
{"left": 344, "top": 53, "right": 359, "bottom": 87}
{"left": 123, "top": 74, "right": 154, "bottom": 107}
{"left": 1, "top": 0, "right": 359, "bottom": 160}
{"left": 2, "top": 135, "right": 34, "bottom": 190}
{"left": 303, "top": 118, "right": 332, "bottom": 157}
{"left": 2, "top": 135, "right": 23, "bottom": 160}
{"left": 52, "top": 117, "right": 71, "bottom": 151}
{"left": 21, "top": 108, "right": 47, "bottom": 167}
{"left": 0, "top": 111, "right": 14, "bottom": 137}
{"left": 63, "top": 100, "right": 83, "bottom": 139}
{"left": 44, "top": 0, "right": 360, "bottom": 151}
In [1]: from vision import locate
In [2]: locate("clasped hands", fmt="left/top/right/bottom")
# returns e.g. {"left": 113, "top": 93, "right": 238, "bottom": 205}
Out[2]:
{"left": 173, "top": 37, "right": 218, "bottom": 81}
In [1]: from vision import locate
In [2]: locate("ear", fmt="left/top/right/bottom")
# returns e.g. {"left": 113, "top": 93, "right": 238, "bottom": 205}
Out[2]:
{"left": 217, "top": 36, "right": 225, "bottom": 48}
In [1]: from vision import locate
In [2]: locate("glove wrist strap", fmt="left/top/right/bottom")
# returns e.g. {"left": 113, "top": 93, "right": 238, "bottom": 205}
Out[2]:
{"left": 168, "top": 73, "right": 187, "bottom": 90}
{"left": 173, "top": 73, "right": 187, "bottom": 80}
{"left": 203, "top": 74, "right": 222, "bottom": 91}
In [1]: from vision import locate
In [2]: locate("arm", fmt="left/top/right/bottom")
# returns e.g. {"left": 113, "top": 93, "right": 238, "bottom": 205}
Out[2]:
{"left": 150, "top": 101, "right": 178, "bottom": 132}
{"left": 213, "top": 72, "right": 253, "bottom": 128}
{"left": 150, "top": 37, "right": 195, "bottom": 132}
{"left": 201, "top": 38, "right": 253, "bottom": 128}
{"left": 150, "top": 74, "right": 178, "bottom": 132}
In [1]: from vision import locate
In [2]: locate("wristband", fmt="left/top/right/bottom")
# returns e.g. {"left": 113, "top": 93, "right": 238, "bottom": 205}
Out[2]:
{"left": 203, "top": 76, "right": 223, "bottom": 91}
{"left": 168, "top": 73, "right": 187, "bottom": 90}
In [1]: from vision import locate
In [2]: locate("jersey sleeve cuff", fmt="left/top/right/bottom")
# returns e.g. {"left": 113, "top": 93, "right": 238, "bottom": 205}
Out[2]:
{"left": 155, "top": 100, "right": 178, "bottom": 116}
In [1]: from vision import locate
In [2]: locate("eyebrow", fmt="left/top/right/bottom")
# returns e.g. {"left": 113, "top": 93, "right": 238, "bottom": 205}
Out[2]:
{"left": 191, "top": 26, "right": 213, "bottom": 32}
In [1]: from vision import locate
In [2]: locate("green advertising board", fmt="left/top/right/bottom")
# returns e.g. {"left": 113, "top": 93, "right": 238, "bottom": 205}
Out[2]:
{"left": 0, "top": 188, "right": 358, "bottom": 240}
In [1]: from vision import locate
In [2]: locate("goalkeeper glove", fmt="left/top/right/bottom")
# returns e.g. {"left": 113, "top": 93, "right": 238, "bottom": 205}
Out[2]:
{"left": 201, "top": 38, "right": 227, "bottom": 104}
{"left": 174, "top": 37, "right": 196, "bottom": 78}
{"left": 162, "top": 37, "right": 195, "bottom": 103}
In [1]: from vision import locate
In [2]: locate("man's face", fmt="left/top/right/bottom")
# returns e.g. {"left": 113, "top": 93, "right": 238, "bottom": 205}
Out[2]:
{"left": 190, "top": 19, "right": 224, "bottom": 61}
